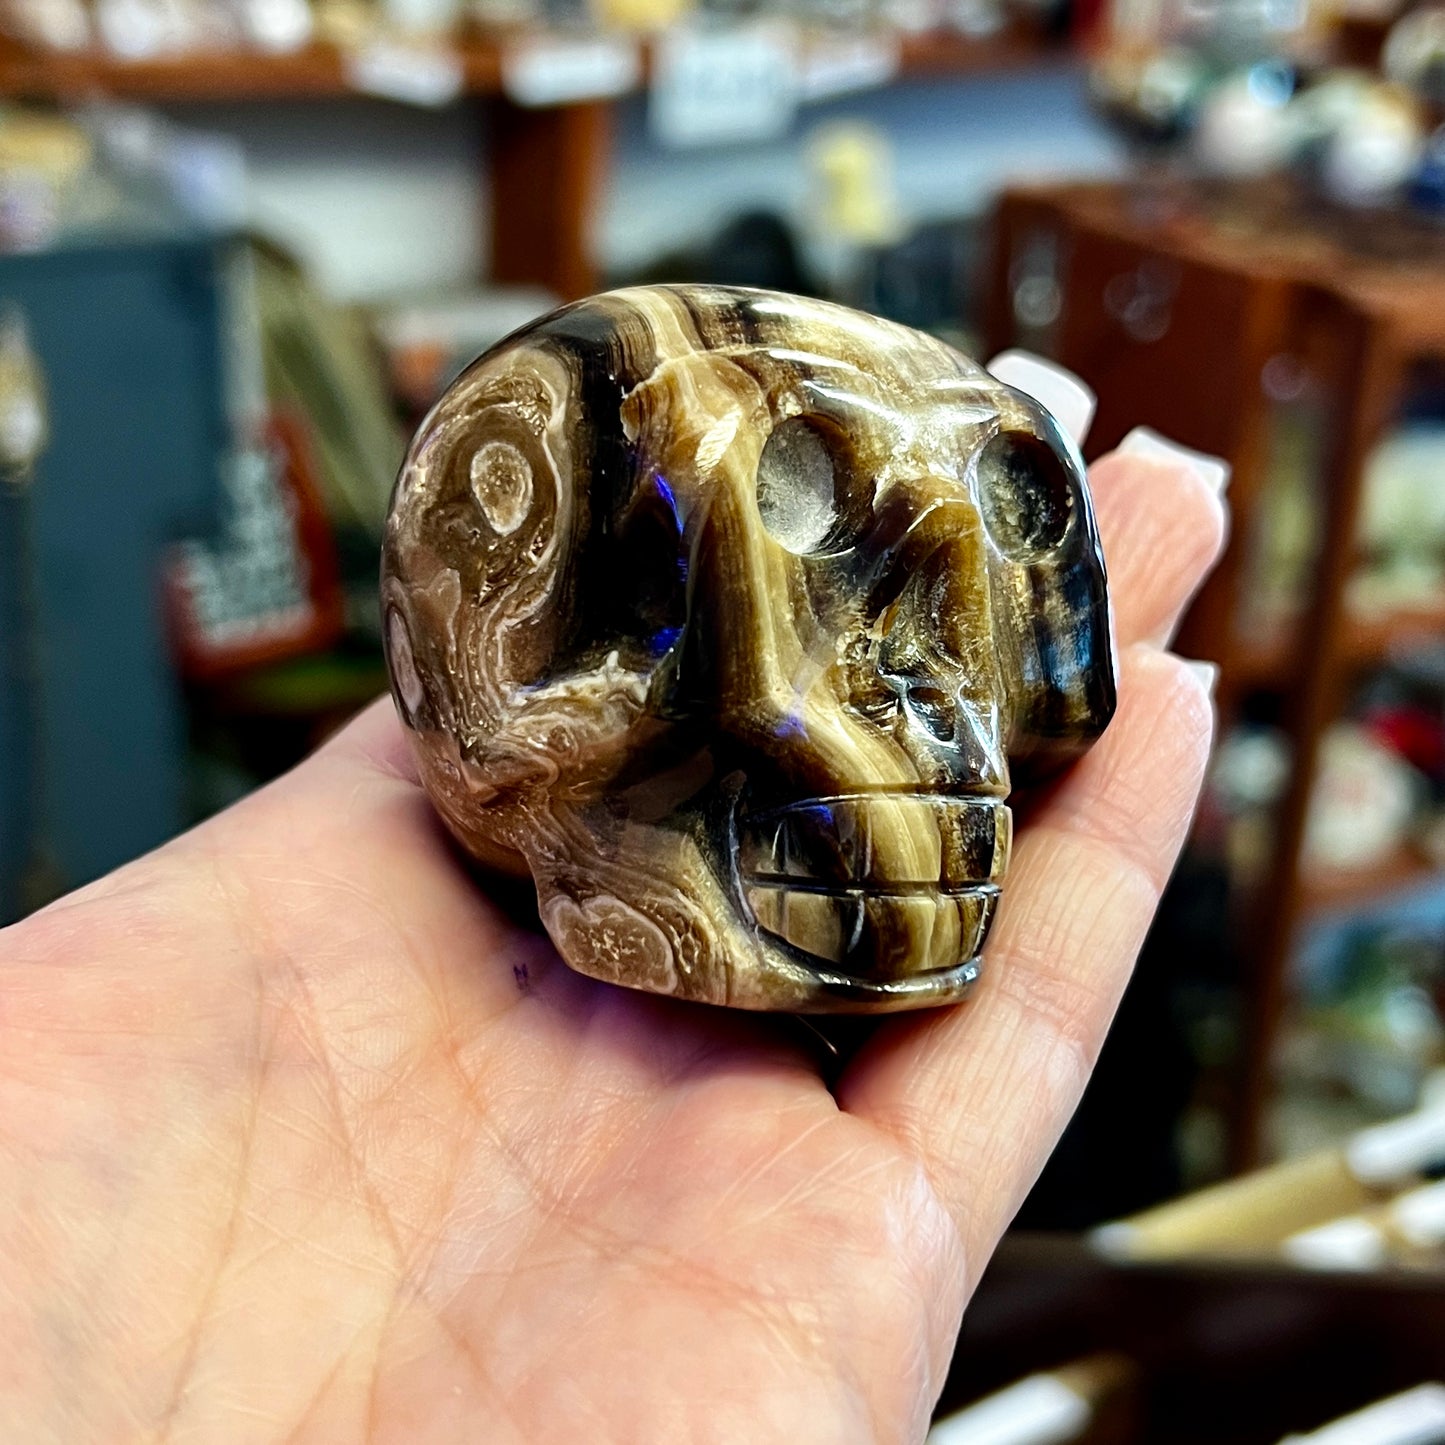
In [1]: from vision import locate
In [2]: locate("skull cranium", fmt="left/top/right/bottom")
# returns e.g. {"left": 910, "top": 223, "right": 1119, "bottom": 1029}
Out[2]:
{"left": 382, "top": 286, "right": 1115, "bottom": 1012}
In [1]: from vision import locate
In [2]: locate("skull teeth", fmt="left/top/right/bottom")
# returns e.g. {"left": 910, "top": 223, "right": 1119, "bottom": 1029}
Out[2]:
{"left": 737, "top": 793, "right": 1010, "bottom": 892}
{"left": 736, "top": 794, "right": 1009, "bottom": 977}
{"left": 744, "top": 882, "right": 998, "bottom": 976}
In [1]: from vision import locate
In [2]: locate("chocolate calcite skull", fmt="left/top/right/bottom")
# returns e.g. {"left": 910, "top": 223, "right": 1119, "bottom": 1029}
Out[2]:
{"left": 382, "top": 286, "right": 1115, "bottom": 1012}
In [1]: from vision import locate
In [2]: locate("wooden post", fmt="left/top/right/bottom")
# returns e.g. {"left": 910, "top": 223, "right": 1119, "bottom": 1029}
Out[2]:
{"left": 1230, "top": 293, "right": 1407, "bottom": 1168}
{"left": 486, "top": 97, "right": 612, "bottom": 301}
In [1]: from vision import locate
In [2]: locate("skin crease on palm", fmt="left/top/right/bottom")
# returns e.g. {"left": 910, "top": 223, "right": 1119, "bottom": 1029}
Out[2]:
{"left": 0, "top": 440, "right": 1224, "bottom": 1445}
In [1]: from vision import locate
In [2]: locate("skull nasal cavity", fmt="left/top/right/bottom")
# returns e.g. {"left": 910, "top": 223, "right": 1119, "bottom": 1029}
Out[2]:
{"left": 755, "top": 418, "right": 837, "bottom": 554}
{"left": 902, "top": 683, "right": 955, "bottom": 741}
{"left": 976, "top": 430, "right": 1074, "bottom": 562}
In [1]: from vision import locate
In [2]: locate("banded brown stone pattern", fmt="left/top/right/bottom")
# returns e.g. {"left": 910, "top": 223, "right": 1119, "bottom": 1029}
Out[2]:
{"left": 382, "top": 286, "right": 1115, "bottom": 1011}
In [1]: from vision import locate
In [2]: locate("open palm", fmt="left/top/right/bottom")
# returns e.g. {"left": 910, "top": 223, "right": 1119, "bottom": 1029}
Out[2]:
{"left": 0, "top": 442, "right": 1223, "bottom": 1444}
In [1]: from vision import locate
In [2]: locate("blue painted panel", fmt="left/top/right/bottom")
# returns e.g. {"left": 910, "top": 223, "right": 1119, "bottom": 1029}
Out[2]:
{"left": 0, "top": 235, "right": 226, "bottom": 921}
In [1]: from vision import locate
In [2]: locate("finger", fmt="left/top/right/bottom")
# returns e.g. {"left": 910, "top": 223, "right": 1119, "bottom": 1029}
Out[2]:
{"left": 836, "top": 644, "right": 1215, "bottom": 1262}
{"left": 1088, "top": 430, "right": 1229, "bottom": 649}
{"left": 197, "top": 689, "right": 551, "bottom": 1025}
{"left": 316, "top": 693, "right": 419, "bottom": 783}
{"left": 263, "top": 697, "right": 827, "bottom": 1069}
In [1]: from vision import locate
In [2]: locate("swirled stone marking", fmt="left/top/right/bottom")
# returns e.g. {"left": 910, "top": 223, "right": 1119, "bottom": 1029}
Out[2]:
{"left": 382, "top": 286, "right": 1115, "bottom": 1012}
{"left": 471, "top": 440, "right": 533, "bottom": 536}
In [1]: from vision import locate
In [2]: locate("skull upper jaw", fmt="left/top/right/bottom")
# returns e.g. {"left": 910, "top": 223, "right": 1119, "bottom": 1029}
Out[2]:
{"left": 511, "top": 765, "right": 1012, "bottom": 1010}
{"left": 533, "top": 826, "right": 995, "bottom": 1013}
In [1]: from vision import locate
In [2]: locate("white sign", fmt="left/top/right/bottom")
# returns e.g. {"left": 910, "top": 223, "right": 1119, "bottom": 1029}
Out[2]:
{"left": 649, "top": 22, "right": 798, "bottom": 149}
{"left": 502, "top": 35, "right": 641, "bottom": 107}
{"left": 345, "top": 41, "right": 465, "bottom": 107}
{"left": 796, "top": 33, "right": 900, "bottom": 102}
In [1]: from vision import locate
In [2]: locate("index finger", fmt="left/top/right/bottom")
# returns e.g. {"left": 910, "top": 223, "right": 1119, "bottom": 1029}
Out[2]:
{"left": 835, "top": 437, "right": 1226, "bottom": 1259}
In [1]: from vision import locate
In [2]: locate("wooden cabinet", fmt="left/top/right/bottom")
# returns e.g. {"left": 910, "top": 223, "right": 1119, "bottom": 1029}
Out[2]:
{"left": 988, "top": 180, "right": 1445, "bottom": 1166}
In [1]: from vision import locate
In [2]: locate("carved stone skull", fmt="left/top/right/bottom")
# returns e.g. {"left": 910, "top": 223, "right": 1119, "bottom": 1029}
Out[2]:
{"left": 382, "top": 286, "right": 1115, "bottom": 1012}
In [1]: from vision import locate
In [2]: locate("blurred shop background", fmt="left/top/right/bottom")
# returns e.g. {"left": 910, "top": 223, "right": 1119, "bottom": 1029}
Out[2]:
{"left": 2, "top": 0, "right": 1445, "bottom": 1430}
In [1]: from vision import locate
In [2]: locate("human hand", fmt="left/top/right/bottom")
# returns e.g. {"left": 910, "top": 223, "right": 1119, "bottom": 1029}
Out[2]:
{"left": 0, "top": 436, "right": 1224, "bottom": 1444}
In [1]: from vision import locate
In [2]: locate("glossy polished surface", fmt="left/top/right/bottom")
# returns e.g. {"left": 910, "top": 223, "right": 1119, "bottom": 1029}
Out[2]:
{"left": 382, "top": 286, "right": 1115, "bottom": 1011}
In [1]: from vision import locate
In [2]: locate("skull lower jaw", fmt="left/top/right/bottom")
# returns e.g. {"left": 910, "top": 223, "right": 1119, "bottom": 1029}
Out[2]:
{"left": 745, "top": 883, "right": 998, "bottom": 979}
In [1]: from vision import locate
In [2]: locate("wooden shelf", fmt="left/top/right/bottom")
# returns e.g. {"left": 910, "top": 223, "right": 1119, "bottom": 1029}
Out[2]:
{"left": 893, "top": 25, "right": 1071, "bottom": 79}
{"left": 1342, "top": 596, "right": 1445, "bottom": 665}
{"left": 1233, "top": 595, "right": 1445, "bottom": 688}
{"left": 0, "top": 37, "right": 497, "bottom": 101}
{"left": 0, "top": 23, "right": 1067, "bottom": 105}
{"left": 0, "top": 21, "right": 1069, "bottom": 301}
{"left": 1300, "top": 845, "right": 1443, "bottom": 918}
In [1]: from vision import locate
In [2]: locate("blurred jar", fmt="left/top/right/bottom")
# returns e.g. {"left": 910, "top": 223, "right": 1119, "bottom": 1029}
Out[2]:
{"left": 1193, "top": 62, "right": 1295, "bottom": 176}
{"left": 380, "top": 0, "right": 461, "bottom": 34}
{"left": 94, "top": 0, "right": 215, "bottom": 57}
{"left": 1324, "top": 84, "right": 1425, "bottom": 206}
{"left": 1384, "top": 4, "right": 1445, "bottom": 109}
{"left": 1353, "top": 424, "right": 1445, "bottom": 613}
{"left": 943, "top": 0, "right": 1003, "bottom": 37}
{"left": 803, "top": 120, "right": 903, "bottom": 299}
{"left": 1305, "top": 721, "right": 1425, "bottom": 874}
{"left": 232, "top": 0, "right": 312, "bottom": 50}
{"left": 0, "top": 0, "right": 89, "bottom": 50}
{"left": 876, "top": 0, "right": 939, "bottom": 32}
{"left": 1089, "top": 45, "right": 1208, "bottom": 152}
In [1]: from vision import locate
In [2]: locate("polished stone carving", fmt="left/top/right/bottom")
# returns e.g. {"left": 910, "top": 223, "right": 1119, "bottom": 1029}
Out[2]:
{"left": 382, "top": 286, "right": 1115, "bottom": 1011}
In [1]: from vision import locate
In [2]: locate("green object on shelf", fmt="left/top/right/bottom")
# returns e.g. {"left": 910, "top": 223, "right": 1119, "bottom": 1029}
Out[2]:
{"left": 225, "top": 650, "right": 389, "bottom": 716}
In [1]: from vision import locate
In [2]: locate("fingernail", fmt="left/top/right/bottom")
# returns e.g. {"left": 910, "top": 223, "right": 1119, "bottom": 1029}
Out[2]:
{"left": 1119, "top": 427, "right": 1231, "bottom": 494}
{"left": 987, "top": 349, "right": 1096, "bottom": 446}
{"left": 1182, "top": 659, "right": 1219, "bottom": 698}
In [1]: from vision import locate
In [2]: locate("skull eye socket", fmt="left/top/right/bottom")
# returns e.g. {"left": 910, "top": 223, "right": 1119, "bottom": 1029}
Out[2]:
{"left": 755, "top": 417, "right": 838, "bottom": 554}
{"left": 976, "top": 429, "right": 1075, "bottom": 561}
